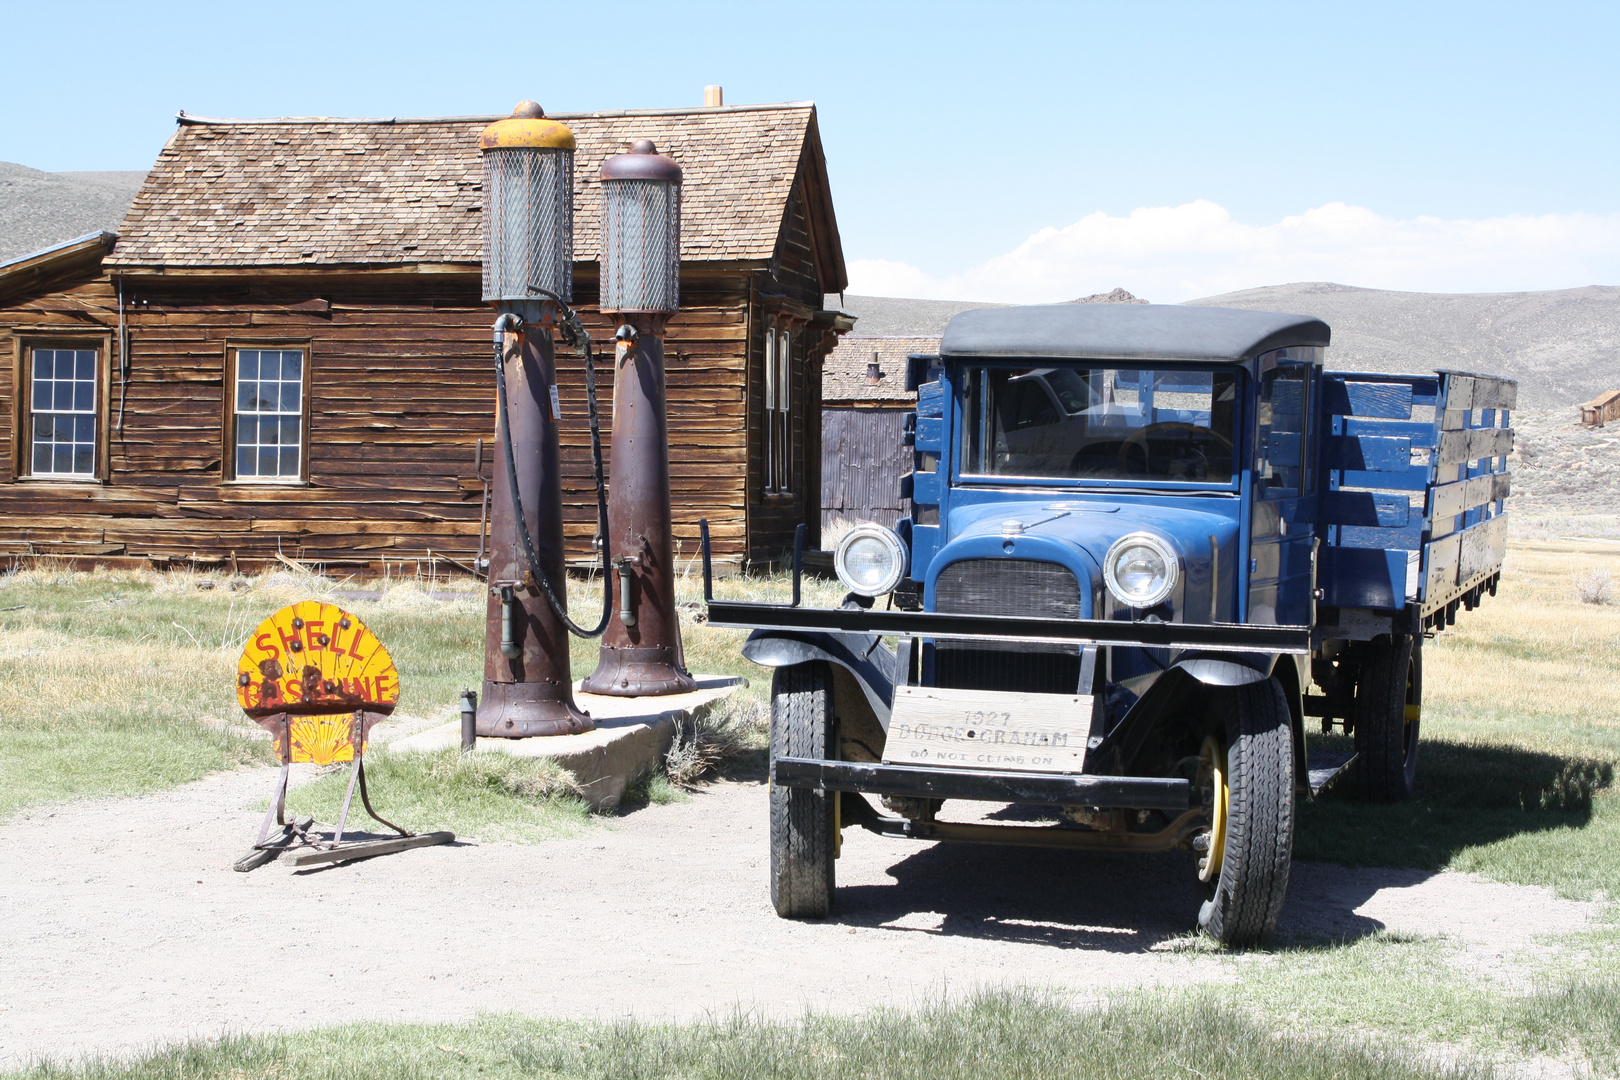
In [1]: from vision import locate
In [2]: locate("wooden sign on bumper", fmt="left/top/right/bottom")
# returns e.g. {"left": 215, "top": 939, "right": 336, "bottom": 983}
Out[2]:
{"left": 882, "top": 685, "right": 1091, "bottom": 774}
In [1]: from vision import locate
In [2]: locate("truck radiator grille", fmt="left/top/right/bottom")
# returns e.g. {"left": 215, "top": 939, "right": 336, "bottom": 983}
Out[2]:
{"left": 933, "top": 558, "right": 1083, "bottom": 694}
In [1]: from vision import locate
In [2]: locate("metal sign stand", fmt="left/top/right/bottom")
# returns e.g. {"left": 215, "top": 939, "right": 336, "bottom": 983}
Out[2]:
{"left": 232, "top": 602, "right": 454, "bottom": 872}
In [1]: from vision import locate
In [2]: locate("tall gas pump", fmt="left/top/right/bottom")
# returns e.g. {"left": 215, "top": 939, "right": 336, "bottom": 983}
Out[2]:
{"left": 476, "top": 102, "right": 611, "bottom": 737}
{"left": 582, "top": 141, "right": 696, "bottom": 696}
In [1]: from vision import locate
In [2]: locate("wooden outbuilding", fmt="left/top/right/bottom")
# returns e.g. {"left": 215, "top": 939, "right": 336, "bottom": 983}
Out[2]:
{"left": 820, "top": 335, "right": 936, "bottom": 533}
{"left": 0, "top": 102, "right": 851, "bottom": 573}
{"left": 1579, "top": 389, "right": 1620, "bottom": 429}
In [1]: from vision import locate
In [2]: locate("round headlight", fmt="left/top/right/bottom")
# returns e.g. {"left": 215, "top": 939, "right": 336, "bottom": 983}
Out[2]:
{"left": 834, "top": 524, "right": 908, "bottom": 597}
{"left": 1103, "top": 532, "right": 1179, "bottom": 609}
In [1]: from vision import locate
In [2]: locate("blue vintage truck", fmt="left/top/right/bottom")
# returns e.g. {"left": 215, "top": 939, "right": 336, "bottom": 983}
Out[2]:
{"left": 701, "top": 303, "right": 1514, "bottom": 945}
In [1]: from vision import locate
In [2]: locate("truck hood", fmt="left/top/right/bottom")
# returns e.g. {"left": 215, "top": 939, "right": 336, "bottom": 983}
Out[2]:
{"left": 925, "top": 498, "right": 1239, "bottom": 620}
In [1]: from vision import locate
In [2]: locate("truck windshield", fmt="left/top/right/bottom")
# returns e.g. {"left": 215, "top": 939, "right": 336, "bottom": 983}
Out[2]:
{"left": 960, "top": 364, "right": 1238, "bottom": 484}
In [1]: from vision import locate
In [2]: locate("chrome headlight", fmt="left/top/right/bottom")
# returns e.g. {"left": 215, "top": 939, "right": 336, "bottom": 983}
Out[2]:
{"left": 834, "top": 524, "right": 908, "bottom": 597}
{"left": 1103, "top": 532, "right": 1179, "bottom": 609}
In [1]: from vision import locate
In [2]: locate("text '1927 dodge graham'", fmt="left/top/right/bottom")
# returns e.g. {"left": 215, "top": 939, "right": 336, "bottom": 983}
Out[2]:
{"left": 700, "top": 303, "right": 1515, "bottom": 945}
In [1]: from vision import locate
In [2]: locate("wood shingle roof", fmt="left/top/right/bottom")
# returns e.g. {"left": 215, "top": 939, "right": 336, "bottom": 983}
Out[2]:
{"left": 106, "top": 103, "right": 840, "bottom": 282}
{"left": 823, "top": 335, "right": 938, "bottom": 405}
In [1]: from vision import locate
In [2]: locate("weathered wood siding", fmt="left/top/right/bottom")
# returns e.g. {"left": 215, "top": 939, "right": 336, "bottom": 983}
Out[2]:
{"left": 821, "top": 407, "right": 910, "bottom": 531}
{"left": 0, "top": 267, "right": 758, "bottom": 569}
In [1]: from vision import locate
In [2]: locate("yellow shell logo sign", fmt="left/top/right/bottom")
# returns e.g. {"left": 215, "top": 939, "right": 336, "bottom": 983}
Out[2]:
{"left": 236, "top": 602, "right": 399, "bottom": 765}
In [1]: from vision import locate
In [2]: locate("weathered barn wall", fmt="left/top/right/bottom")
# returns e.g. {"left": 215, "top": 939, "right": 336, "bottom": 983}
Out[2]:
{"left": 821, "top": 407, "right": 910, "bottom": 531}
{"left": 0, "top": 267, "right": 757, "bottom": 568}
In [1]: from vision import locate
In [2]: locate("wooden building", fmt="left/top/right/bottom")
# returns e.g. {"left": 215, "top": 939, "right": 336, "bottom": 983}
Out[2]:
{"left": 0, "top": 103, "right": 850, "bottom": 572}
{"left": 1579, "top": 389, "right": 1620, "bottom": 429}
{"left": 820, "top": 335, "right": 935, "bottom": 533}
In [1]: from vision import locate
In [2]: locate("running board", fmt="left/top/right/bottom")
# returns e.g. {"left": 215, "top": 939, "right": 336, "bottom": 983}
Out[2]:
{"left": 1306, "top": 749, "right": 1358, "bottom": 796}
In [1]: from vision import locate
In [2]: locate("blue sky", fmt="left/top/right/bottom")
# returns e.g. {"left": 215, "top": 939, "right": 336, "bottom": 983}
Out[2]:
{"left": 6, "top": 0, "right": 1618, "bottom": 300}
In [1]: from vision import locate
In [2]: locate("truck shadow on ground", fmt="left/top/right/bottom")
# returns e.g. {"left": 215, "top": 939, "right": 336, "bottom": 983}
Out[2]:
{"left": 817, "top": 737, "right": 1612, "bottom": 952}
{"left": 1295, "top": 734, "right": 1613, "bottom": 871}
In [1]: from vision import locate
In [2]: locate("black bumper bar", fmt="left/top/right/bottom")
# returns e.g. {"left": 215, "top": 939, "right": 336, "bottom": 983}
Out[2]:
{"left": 773, "top": 757, "right": 1191, "bottom": 811}
{"left": 709, "top": 600, "right": 1309, "bottom": 655}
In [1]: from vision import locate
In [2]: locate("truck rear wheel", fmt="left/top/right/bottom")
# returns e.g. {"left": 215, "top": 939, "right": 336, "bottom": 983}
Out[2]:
{"left": 1197, "top": 677, "right": 1295, "bottom": 947}
{"left": 1355, "top": 634, "right": 1422, "bottom": 802}
{"left": 769, "top": 661, "right": 838, "bottom": 919}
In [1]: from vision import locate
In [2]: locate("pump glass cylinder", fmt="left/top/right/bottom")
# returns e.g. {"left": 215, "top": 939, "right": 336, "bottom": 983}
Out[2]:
{"left": 482, "top": 147, "right": 575, "bottom": 302}
{"left": 600, "top": 179, "right": 681, "bottom": 312}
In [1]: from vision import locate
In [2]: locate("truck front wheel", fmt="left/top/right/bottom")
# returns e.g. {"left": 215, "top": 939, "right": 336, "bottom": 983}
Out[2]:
{"left": 1197, "top": 677, "right": 1296, "bottom": 947}
{"left": 1355, "top": 634, "right": 1422, "bottom": 802}
{"left": 769, "top": 661, "right": 838, "bottom": 918}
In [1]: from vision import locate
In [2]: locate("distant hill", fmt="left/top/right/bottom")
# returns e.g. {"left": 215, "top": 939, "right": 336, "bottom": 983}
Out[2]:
{"left": 833, "top": 283, "right": 1620, "bottom": 408}
{"left": 0, "top": 163, "right": 146, "bottom": 262}
{"left": 1186, "top": 282, "right": 1620, "bottom": 408}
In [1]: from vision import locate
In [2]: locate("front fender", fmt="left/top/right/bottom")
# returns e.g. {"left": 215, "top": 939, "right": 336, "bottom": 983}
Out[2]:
{"left": 1172, "top": 651, "right": 1277, "bottom": 686}
{"left": 741, "top": 629, "right": 895, "bottom": 730}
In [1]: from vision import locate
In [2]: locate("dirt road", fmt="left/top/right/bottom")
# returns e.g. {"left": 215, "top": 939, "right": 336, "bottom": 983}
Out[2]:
{"left": 0, "top": 768, "right": 1596, "bottom": 1067}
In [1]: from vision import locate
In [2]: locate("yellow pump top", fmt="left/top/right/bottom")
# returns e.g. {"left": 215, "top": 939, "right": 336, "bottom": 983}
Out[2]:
{"left": 479, "top": 101, "right": 575, "bottom": 151}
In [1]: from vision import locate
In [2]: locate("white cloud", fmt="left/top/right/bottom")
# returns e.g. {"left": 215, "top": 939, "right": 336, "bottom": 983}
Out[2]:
{"left": 847, "top": 200, "right": 1620, "bottom": 303}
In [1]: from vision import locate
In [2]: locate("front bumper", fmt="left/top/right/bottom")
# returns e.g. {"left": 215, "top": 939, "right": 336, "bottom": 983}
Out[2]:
{"left": 707, "top": 600, "right": 1310, "bottom": 655}
{"left": 773, "top": 757, "right": 1191, "bottom": 810}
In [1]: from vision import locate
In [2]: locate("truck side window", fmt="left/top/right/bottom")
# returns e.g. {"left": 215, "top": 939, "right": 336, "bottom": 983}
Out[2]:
{"left": 1257, "top": 364, "right": 1307, "bottom": 498}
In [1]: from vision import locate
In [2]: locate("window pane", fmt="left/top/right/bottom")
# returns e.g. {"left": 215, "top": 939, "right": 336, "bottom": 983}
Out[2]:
{"left": 54, "top": 445, "right": 73, "bottom": 472}
{"left": 74, "top": 383, "right": 93, "bottom": 411}
{"left": 237, "top": 446, "right": 254, "bottom": 477}
{"left": 33, "top": 442, "right": 51, "bottom": 474}
{"left": 280, "top": 380, "right": 300, "bottom": 412}
{"left": 280, "top": 417, "right": 300, "bottom": 446}
{"left": 239, "top": 351, "right": 259, "bottom": 380}
{"left": 279, "top": 447, "right": 299, "bottom": 476}
{"left": 259, "top": 449, "right": 277, "bottom": 475}
{"left": 237, "top": 380, "right": 255, "bottom": 412}
{"left": 260, "top": 352, "right": 280, "bottom": 380}
{"left": 73, "top": 445, "right": 93, "bottom": 474}
{"left": 281, "top": 351, "right": 302, "bottom": 379}
{"left": 55, "top": 415, "right": 75, "bottom": 441}
{"left": 54, "top": 383, "right": 73, "bottom": 409}
{"left": 75, "top": 351, "right": 94, "bottom": 379}
{"left": 238, "top": 416, "right": 258, "bottom": 445}
{"left": 33, "top": 352, "right": 51, "bottom": 379}
{"left": 75, "top": 416, "right": 95, "bottom": 442}
{"left": 55, "top": 352, "right": 74, "bottom": 378}
{"left": 260, "top": 383, "right": 280, "bottom": 412}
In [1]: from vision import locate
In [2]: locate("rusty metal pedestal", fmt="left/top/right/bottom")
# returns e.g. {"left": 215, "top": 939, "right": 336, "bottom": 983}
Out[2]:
{"left": 583, "top": 316, "right": 696, "bottom": 697}
{"left": 479, "top": 309, "right": 593, "bottom": 736}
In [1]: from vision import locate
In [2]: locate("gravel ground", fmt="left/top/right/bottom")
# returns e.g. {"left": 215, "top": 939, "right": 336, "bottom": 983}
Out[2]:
{"left": 0, "top": 768, "right": 1596, "bottom": 1069}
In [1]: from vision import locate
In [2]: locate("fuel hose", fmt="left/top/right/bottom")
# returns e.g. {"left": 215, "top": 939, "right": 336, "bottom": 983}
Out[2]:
{"left": 490, "top": 289, "right": 613, "bottom": 638}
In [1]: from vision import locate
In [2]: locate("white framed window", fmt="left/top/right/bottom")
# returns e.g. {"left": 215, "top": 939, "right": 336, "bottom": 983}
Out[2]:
{"left": 765, "top": 327, "right": 792, "bottom": 493}
{"left": 27, "top": 346, "right": 100, "bottom": 478}
{"left": 232, "top": 348, "right": 306, "bottom": 481}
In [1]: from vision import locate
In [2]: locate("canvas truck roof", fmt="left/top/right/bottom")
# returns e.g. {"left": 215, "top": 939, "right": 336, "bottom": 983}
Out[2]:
{"left": 940, "top": 304, "right": 1331, "bottom": 362}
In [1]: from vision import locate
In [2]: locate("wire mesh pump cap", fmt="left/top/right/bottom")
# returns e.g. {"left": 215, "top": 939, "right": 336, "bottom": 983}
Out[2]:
{"left": 480, "top": 101, "right": 576, "bottom": 151}
{"left": 600, "top": 139, "right": 683, "bottom": 183}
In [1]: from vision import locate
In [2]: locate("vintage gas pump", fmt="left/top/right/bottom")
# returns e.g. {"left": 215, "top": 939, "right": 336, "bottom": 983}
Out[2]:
{"left": 475, "top": 102, "right": 612, "bottom": 737}
{"left": 582, "top": 140, "right": 697, "bottom": 696}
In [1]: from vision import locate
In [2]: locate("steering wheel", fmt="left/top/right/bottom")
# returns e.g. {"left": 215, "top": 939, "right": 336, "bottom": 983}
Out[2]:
{"left": 1117, "top": 422, "right": 1234, "bottom": 476}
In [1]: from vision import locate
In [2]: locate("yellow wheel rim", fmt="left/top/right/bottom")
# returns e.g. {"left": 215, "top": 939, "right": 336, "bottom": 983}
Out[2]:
{"left": 1199, "top": 736, "right": 1229, "bottom": 883}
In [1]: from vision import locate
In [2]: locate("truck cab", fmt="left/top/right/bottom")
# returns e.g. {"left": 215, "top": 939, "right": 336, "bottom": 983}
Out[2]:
{"left": 703, "top": 303, "right": 1513, "bottom": 946}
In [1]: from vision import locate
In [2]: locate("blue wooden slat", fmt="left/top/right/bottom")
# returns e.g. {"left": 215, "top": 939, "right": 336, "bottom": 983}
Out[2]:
{"left": 1322, "top": 378, "right": 1413, "bottom": 419}
{"left": 1337, "top": 417, "right": 1437, "bottom": 442}
{"left": 1338, "top": 523, "right": 1425, "bottom": 550}
{"left": 1333, "top": 468, "right": 1432, "bottom": 491}
{"left": 1319, "top": 490, "right": 1411, "bottom": 527}
{"left": 1319, "top": 546, "right": 1408, "bottom": 610}
{"left": 916, "top": 381, "right": 945, "bottom": 416}
{"left": 915, "top": 416, "right": 944, "bottom": 447}
{"left": 1322, "top": 435, "right": 1412, "bottom": 472}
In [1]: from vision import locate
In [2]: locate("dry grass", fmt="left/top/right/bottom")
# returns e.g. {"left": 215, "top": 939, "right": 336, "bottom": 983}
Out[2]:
{"left": 664, "top": 695, "right": 770, "bottom": 787}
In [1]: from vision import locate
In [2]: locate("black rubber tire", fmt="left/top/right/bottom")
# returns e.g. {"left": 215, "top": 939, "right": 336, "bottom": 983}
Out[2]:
{"left": 1199, "top": 677, "right": 1296, "bottom": 947}
{"left": 1354, "top": 634, "right": 1422, "bottom": 802}
{"left": 769, "top": 661, "right": 837, "bottom": 918}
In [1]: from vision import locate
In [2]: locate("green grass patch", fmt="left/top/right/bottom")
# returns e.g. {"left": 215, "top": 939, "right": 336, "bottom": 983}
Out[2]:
{"left": 7, "top": 989, "right": 1493, "bottom": 1080}
{"left": 280, "top": 747, "right": 594, "bottom": 843}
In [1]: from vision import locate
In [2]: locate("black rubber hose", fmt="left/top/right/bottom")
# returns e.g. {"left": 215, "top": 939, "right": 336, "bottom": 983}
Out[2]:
{"left": 491, "top": 292, "right": 613, "bottom": 639}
